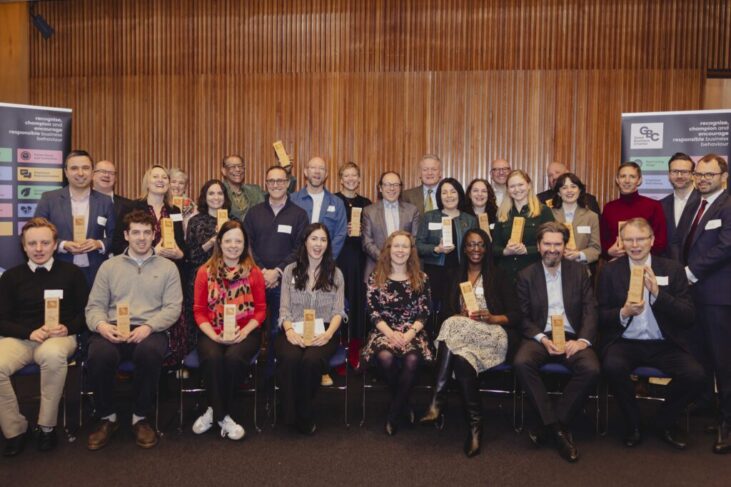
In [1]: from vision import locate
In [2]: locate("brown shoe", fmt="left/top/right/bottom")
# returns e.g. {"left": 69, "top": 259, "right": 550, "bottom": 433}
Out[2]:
{"left": 87, "top": 420, "right": 119, "bottom": 451}
{"left": 133, "top": 420, "right": 158, "bottom": 448}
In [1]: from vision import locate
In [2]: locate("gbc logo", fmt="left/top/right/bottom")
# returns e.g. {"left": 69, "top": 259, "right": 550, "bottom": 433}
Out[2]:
{"left": 630, "top": 123, "right": 664, "bottom": 149}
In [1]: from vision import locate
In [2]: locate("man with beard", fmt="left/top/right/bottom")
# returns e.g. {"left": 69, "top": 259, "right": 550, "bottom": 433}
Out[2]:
{"left": 660, "top": 153, "right": 699, "bottom": 250}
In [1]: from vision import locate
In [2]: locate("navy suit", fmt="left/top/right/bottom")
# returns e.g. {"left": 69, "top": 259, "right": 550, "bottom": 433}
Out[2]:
{"left": 659, "top": 190, "right": 699, "bottom": 256}
{"left": 34, "top": 186, "right": 115, "bottom": 284}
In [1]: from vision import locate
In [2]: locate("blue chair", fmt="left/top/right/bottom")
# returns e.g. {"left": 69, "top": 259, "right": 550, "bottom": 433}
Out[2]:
{"left": 479, "top": 362, "right": 521, "bottom": 432}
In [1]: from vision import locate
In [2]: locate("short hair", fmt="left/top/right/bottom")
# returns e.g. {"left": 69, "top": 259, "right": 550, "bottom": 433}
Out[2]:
{"left": 338, "top": 161, "right": 360, "bottom": 179}
{"left": 435, "top": 178, "right": 468, "bottom": 212}
{"left": 168, "top": 167, "right": 189, "bottom": 183}
{"left": 668, "top": 152, "right": 694, "bottom": 170}
{"left": 536, "top": 221, "right": 569, "bottom": 244}
{"left": 552, "top": 173, "right": 588, "bottom": 209}
{"left": 420, "top": 154, "right": 442, "bottom": 166}
{"left": 222, "top": 154, "right": 244, "bottom": 167}
{"left": 265, "top": 165, "right": 288, "bottom": 178}
{"left": 123, "top": 209, "right": 157, "bottom": 232}
{"left": 64, "top": 150, "right": 93, "bottom": 169}
{"left": 21, "top": 217, "right": 58, "bottom": 244}
{"left": 197, "top": 179, "right": 232, "bottom": 214}
{"left": 617, "top": 161, "right": 642, "bottom": 178}
{"left": 697, "top": 153, "right": 728, "bottom": 174}
{"left": 95, "top": 159, "right": 116, "bottom": 169}
{"left": 619, "top": 217, "right": 654, "bottom": 238}
{"left": 377, "top": 171, "right": 402, "bottom": 200}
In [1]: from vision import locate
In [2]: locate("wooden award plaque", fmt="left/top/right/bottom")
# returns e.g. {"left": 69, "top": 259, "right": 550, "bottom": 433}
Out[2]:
{"left": 551, "top": 315, "right": 566, "bottom": 353}
{"left": 441, "top": 217, "right": 454, "bottom": 248}
{"left": 216, "top": 209, "right": 228, "bottom": 232}
{"left": 223, "top": 304, "right": 236, "bottom": 341}
{"left": 303, "top": 309, "right": 316, "bottom": 346}
{"left": 73, "top": 216, "right": 86, "bottom": 243}
{"left": 272, "top": 140, "right": 291, "bottom": 167}
{"left": 44, "top": 298, "right": 60, "bottom": 330}
{"left": 627, "top": 266, "right": 645, "bottom": 303}
{"left": 117, "top": 303, "right": 131, "bottom": 339}
{"left": 509, "top": 217, "right": 525, "bottom": 244}
{"left": 161, "top": 218, "right": 175, "bottom": 249}
{"left": 350, "top": 207, "right": 362, "bottom": 237}
{"left": 460, "top": 281, "right": 480, "bottom": 314}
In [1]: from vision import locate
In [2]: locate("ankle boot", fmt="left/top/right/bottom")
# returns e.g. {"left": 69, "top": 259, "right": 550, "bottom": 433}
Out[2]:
{"left": 420, "top": 342, "right": 453, "bottom": 425}
{"left": 458, "top": 376, "right": 482, "bottom": 457}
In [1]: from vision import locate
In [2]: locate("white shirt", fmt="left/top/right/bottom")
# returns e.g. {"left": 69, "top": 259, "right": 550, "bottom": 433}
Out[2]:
{"left": 383, "top": 200, "right": 400, "bottom": 237}
{"left": 493, "top": 185, "right": 506, "bottom": 207}
{"left": 673, "top": 190, "right": 693, "bottom": 226}
{"left": 309, "top": 191, "right": 325, "bottom": 223}
{"left": 534, "top": 263, "right": 591, "bottom": 346}
{"left": 59, "top": 189, "right": 91, "bottom": 267}
{"left": 28, "top": 257, "right": 54, "bottom": 273}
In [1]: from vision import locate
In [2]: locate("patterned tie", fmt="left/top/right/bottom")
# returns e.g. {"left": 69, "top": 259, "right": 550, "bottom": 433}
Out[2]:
{"left": 425, "top": 189, "right": 434, "bottom": 212}
{"left": 683, "top": 199, "right": 708, "bottom": 264}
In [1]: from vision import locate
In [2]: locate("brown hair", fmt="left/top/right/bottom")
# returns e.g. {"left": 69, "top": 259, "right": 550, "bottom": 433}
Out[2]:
{"left": 21, "top": 217, "right": 58, "bottom": 244}
{"left": 373, "top": 231, "right": 425, "bottom": 291}
{"left": 206, "top": 220, "right": 254, "bottom": 279}
{"left": 536, "top": 221, "right": 569, "bottom": 244}
{"left": 338, "top": 161, "right": 360, "bottom": 179}
{"left": 697, "top": 153, "right": 728, "bottom": 173}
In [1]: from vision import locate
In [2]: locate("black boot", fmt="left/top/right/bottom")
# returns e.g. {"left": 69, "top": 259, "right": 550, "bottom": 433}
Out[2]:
{"left": 458, "top": 376, "right": 482, "bottom": 458}
{"left": 420, "top": 342, "right": 453, "bottom": 426}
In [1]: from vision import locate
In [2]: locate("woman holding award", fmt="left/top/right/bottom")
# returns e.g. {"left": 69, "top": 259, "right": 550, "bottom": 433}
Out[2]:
{"left": 169, "top": 167, "right": 198, "bottom": 236}
{"left": 491, "top": 170, "right": 554, "bottom": 283}
{"left": 465, "top": 178, "right": 499, "bottom": 226}
{"left": 419, "top": 229, "right": 521, "bottom": 457}
{"left": 192, "top": 220, "right": 265, "bottom": 440}
{"left": 361, "top": 231, "right": 433, "bottom": 436}
{"left": 275, "top": 223, "right": 345, "bottom": 435}
{"left": 549, "top": 173, "right": 601, "bottom": 267}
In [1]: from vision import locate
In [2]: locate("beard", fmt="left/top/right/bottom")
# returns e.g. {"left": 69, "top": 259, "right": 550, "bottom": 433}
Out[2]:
{"left": 542, "top": 252, "right": 562, "bottom": 267}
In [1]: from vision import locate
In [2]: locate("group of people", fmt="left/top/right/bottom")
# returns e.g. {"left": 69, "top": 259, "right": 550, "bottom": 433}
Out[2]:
{"left": 0, "top": 149, "right": 729, "bottom": 464}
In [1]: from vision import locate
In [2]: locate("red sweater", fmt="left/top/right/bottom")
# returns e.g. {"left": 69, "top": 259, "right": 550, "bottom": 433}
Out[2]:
{"left": 193, "top": 265, "right": 267, "bottom": 331}
{"left": 600, "top": 192, "right": 667, "bottom": 255}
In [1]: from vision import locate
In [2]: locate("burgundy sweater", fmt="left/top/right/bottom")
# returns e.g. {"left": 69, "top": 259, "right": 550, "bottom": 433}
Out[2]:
{"left": 600, "top": 191, "right": 667, "bottom": 256}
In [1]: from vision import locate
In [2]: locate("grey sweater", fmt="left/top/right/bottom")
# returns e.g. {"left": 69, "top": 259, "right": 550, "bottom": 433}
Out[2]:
{"left": 85, "top": 252, "right": 182, "bottom": 333}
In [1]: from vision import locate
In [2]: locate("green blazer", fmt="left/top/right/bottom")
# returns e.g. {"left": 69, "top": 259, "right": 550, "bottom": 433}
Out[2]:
{"left": 492, "top": 204, "right": 554, "bottom": 282}
{"left": 416, "top": 210, "right": 477, "bottom": 266}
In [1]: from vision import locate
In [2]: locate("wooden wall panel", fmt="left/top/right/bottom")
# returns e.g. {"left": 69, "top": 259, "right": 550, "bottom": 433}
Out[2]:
{"left": 28, "top": 0, "right": 728, "bottom": 204}
{"left": 0, "top": 2, "right": 29, "bottom": 104}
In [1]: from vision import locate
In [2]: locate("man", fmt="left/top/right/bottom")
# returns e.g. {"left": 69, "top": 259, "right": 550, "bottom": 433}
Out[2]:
{"left": 402, "top": 154, "right": 443, "bottom": 215}
{"left": 514, "top": 222, "right": 600, "bottom": 463}
{"left": 0, "top": 218, "right": 88, "bottom": 456}
{"left": 244, "top": 166, "right": 308, "bottom": 376}
{"left": 600, "top": 162, "right": 667, "bottom": 258}
{"left": 598, "top": 218, "right": 704, "bottom": 449}
{"left": 489, "top": 158, "right": 511, "bottom": 207}
{"left": 660, "top": 153, "right": 699, "bottom": 250}
{"left": 220, "top": 154, "right": 266, "bottom": 222}
{"left": 362, "top": 171, "right": 420, "bottom": 281}
{"left": 92, "top": 159, "right": 132, "bottom": 223}
{"left": 289, "top": 156, "right": 347, "bottom": 258}
{"left": 672, "top": 153, "right": 731, "bottom": 454}
{"left": 35, "top": 150, "right": 116, "bottom": 284}
{"left": 537, "top": 161, "right": 601, "bottom": 215}
{"left": 85, "top": 210, "right": 182, "bottom": 450}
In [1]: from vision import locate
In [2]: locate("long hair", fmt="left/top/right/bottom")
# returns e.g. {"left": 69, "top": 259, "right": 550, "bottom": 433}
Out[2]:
{"left": 206, "top": 220, "right": 254, "bottom": 279}
{"left": 140, "top": 164, "right": 172, "bottom": 205}
{"left": 444, "top": 228, "right": 496, "bottom": 315}
{"left": 465, "top": 178, "right": 498, "bottom": 221}
{"left": 373, "top": 230, "right": 425, "bottom": 291}
{"left": 551, "top": 173, "right": 587, "bottom": 209}
{"left": 435, "top": 178, "right": 468, "bottom": 212}
{"left": 293, "top": 223, "right": 337, "bottom": 291}
{"left": 197, "top": 179, "right": 232, "bottom": 214}
{"left": 497, "top": 169, "right": 541, "bottom": 222}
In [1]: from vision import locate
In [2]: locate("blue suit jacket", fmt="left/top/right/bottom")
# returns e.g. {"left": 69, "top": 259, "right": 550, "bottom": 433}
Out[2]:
{"left": 660, "top": 189, "right": 700, "bottom": 254}
{"left": 290, "top": 187, "right": 348, "bottom": 258}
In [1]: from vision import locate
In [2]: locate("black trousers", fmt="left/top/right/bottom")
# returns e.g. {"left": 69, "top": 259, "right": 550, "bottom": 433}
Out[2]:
{"left": 274, "top": 333, "right": 338, "bottom": 425}
{"left": 696, "top": 305, "right": 731, "bottom": 422}
{"left": 87, "top": 332, "right": 168, "bottom": 418}
{"left": 197, "top": 328, "right": 261, "bottom": 422}
{"left": 602, "top": 339, "right": 705, "bottom": 430}
{"left": 513, "top": 339, "right": 600, "bottom": 426}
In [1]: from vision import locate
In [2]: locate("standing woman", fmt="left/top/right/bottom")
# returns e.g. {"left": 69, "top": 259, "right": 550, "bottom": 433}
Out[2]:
{"left": 416, "top": 178, "right": 477, "bottom": 303}
{"left": 419, "top": 229, "right": 521, "bottom": 457}
{"left": 191, "top": 220, "right": 265, "bottom": 440}
{"left": 550, "top": 173, "right": 601, "bottom": 267}
{"left": 491, "top": 170, "right": 554, "bottom": 283}
{"left": 169, "top": 167, "right": 198, "bottom": 235}
{"left": 334, "top": 162, "right": 372, "bottom": 372}
{"left": 361, "top": 231, "right": 433, "bottom": 436}
{"left": 465, "top": 178, "right": 499, "bottom": 227}
{"left": 275, "top": 224, "right": 345, "bottom": 435}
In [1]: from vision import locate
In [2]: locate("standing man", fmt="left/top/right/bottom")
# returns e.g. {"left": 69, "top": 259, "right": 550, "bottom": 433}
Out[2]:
{"left": 220, "top": 154, "right": 265, "bottom": 222}
{"left": 35, "top": 150, "right": 116, "bottom": 284}
{"left": 290, "top": 156, "right": 347, "bottom": 258}
{"left": 85, "top": 210, "right": 182, "bottom": 450}
{"left": 402, "top": 154, "right": 443, "bottom": 215}
{"left": 489, "top": 158, "right": 511, "bottom": 207}
{"left": 514, "top": 222, "right": 600, "bottom": 463}
{"left": 92, "top": 159, "right": 132, "bottom": 222}
{"left": 600, "top": 162, "right": 667, "bottom": 258}
{"left": 673, "top": 153, "right": 731, "bottom": 454}
{"left": 0, "top": 218, "right": 88, "bottom": 456}
{"left": 537, "top": 161, "right": 601, "bottom": 215}
{"left": 660, "top": 153, "right": 699, "bottom": 251}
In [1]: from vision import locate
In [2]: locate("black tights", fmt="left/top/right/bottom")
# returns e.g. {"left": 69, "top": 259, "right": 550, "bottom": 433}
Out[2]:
{"left": 376, "top": 350, "right": 421, "bottom": 421}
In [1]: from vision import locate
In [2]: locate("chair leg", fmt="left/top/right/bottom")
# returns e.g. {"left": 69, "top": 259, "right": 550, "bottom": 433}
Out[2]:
{"left": 360, "top": 368, "right": 367, "bottom": 427}
{"left": 178, "top": 360, "right": 184, "bottom": 431}
{"left": 253, "top": 359, "right": 261, "bottom": 433}
{"left": 344, "top": 358, "right": 350, "bottom": 428}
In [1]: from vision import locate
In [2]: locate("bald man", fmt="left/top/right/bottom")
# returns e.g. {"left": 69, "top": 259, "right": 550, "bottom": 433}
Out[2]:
{"left": 537, "top": 162, "right": 601, "bottom": 216}
{"left": 93, "top": 160, "right": 132, "bottom": 230}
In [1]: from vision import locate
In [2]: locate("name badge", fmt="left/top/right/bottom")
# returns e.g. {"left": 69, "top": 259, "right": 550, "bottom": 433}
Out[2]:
{"left": 327, "top": 205, "right": 336, "bottom": 213}
{"left": 428, "top": 222, "right": 443, "bottom": 231}
{"left": 705, "top": 219, "right": 722, "bottom": 230}
{"left": 278, "top": 224, "right": 292, "bottom": 234}
{"left": 170, "top": 213, "right": 183, "bottom": 222}
{"left": 44, "top": 289, "right": 64, "bottom": 299}
{"left": 656, "top": 276, "right": 669, "bottom": 286}
{"left": 97, "top": 216, "right": 107, "bottom": 226}
{"left": 577, "top": 225, "right": 591, "bottom": 234}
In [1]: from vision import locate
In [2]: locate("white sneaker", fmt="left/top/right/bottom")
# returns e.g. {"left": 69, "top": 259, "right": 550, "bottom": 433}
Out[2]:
{"left": 192, "top": 407, "right": 213, "bottom": 434}
{"left": 218, "top": 415, "right": 245, "bottom": 441}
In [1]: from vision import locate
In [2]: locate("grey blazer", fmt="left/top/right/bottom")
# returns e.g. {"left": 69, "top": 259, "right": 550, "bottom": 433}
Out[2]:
{"left": 361, "top": 200, "right": 420, "bottom": 282}
{"left": 551, "top": 206, "right": 601, "bottom": 264}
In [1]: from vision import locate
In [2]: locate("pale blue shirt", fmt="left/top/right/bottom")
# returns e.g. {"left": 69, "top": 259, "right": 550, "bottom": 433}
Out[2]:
{"left": 620, "top": 255, "right": 663, "bottom": 340}
{"left": 384, "top": 200, "right": 400, "bottom": 237}
{"left": 534, "top": 263, "right": 591, "bottom": 345}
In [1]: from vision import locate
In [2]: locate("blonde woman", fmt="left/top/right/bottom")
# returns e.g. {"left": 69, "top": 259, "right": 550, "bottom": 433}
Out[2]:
{"left": 169, "top": 167, "right": 198, "bottom": 235}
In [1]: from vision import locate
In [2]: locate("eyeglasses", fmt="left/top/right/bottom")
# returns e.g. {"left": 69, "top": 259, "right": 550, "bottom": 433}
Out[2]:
{"left": 381, "top": 183, "right": 401, "bottom": 189}
{"left": 265, "top": 178, "right": 289, "bottom": 186}
{"left": 93, "top": 170, "right": 116, "bottom": 176}
{"left": 621, "top": 236, "right": 651, "bottom": 245}
{"left": 224, "top": 164, "right": 245, "bottom": 172}
{"left": 669, "top": 170, "right": 692, "bottom": 177}
{"left": 693, "top": 172, "right": 723, "bottom": 180}
{"left": 465, "top": 242, "right": 486, "bottom": 249}
{"left": 491, "top": 167, "right": 510, "bottom": 173}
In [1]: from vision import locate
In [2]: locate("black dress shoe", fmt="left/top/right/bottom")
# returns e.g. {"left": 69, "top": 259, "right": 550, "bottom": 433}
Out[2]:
{"left": 553, "top": 426, "right": 579, "bottom": 463}
{"left": 659, "top": 427, "right": 687, "bottom": 450}
{"left": 35, "top": 427, "right": 58, "bottom": 452}
{"left": 384, "top": 419, "right": 398, "bottom": 436}
{"left": 3, "top": 428, "right": 29, "bottom": 457}
{"left": 623, "top": 428, "right": 643, "bottom": 447}
{"left": 713, "top": 422, "right": 731, "bottom": 454}
{"left": 296, "top": 419, "right": 317, "bottom": 436}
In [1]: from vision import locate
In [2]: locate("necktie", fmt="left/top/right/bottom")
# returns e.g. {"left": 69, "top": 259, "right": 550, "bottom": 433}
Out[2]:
{"left": 683, "top": 199, "right": 708, "bottom": 264}
{"left": 425, "top": 189, "right": 434, "bottom": 212}
{"left": 35, "top": 267, "right": 49, "bottom": 274}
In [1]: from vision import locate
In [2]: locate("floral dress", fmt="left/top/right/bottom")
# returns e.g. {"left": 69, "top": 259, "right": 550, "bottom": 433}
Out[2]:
{"left": 361, "top": 274, "right": 433, "bottom": 362}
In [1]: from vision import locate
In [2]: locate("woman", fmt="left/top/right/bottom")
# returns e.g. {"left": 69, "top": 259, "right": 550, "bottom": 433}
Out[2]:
{"left": 361, "top": 231, "right": 432, "bottom": 436}
{"left": 334, "top": 162, "right": 372, "bottom": 373}
{"left": 275, "top": 223, "right": 345, "bottom": 435}
{"left": 169, "top": 167, "right": 197, "bottom": 235}
{"left": 491, "top": 170, "right": 554, "bottom": 283}
{"left": 191, "top": 220, "right": 265, "bottom": 440}
{"left": 415, "top": 178, "right": 477, "bottom": 303}
{"left": 550, "top": 173, "right": 601, "bottom": 266}
{"left": 419, "top": 229, "right": 521, "bottom": 457}
{"left": 465, "top": 178, "right": 498, "bottom": 226}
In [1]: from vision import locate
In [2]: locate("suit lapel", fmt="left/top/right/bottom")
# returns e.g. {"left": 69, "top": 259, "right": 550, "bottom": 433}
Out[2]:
{"left": 373, "top": 201, "right": 387, "bottom": 236}
{"left": 87, "top": 191, "right": 99, "bottom": 237}
{"left": 535, "top": 264, "right": 549, "bottom": 328}
{"left": 691, "top": 192, "right": 727, "bottom": 249}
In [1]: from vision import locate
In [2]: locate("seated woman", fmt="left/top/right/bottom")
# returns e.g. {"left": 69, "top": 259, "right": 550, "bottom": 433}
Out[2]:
{"left": 361, "top": 231, "right": 432, "bottom": 436}
{"left": 550, "top": 173, "right": 601, "bottom": 267}
{"left": 275, "top": 223, "right": 345, "bottom": 435}
{"left": 191, "top": 220, "right": 265, "bottom": 440}
{"left": 419, "top": 229, "right": 521, "bottom": 457}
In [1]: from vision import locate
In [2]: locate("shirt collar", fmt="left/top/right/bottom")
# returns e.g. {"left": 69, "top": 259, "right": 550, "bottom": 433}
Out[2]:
{"left": 702, "top": 188, "right": 724, "bottom": 207}
{"left": 629, "top": 254, "right": 652, "bottom": 269}
{"left": 28, "top": 257, "right": 54, "bottom": 272}
{"left": 542, "top": 262, "right": 562, "bottom": 281}
{"left": 70, "top": 188, "right": 91, "bottom": 202}
{"left": 384, "top": 200, "right": 399, "bottom": 209}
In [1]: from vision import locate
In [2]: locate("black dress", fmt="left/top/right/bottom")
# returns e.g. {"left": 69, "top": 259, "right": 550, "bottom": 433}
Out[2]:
{"left": 184, "top": 212, "right": 218, "bottom": 351}
{"left": 334, "top": 192, "right": 371, "bottom": 339}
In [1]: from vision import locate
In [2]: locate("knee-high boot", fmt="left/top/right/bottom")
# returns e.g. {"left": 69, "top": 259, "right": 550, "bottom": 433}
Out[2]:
{"left": 419, "top": 341, "right": 453, "bottom": 425}
{"left": 458, "top": 375, "right": 483, "bottom": 457}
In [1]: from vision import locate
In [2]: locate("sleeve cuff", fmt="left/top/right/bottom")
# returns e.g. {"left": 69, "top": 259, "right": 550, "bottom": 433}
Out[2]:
{"left": 58, "top": 241, "right": 68, "bottom": 253}
{"left": 577, "top": 251, "right": 587, "bottom": 262}
{"left": 578, "top": 338, "right": 592, "bottom": 347}
{"left": 534, "top": 333, "right": 547, "bottom": 343}
{"left": 619, "top": 311, "right": 631, "bottom": 327}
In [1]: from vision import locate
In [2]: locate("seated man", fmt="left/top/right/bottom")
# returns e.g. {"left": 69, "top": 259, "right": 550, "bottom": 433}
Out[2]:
{"left": 0, "top": 218, "right": 89, "bottom": 456}
{"left": 599, "top": 217, "right": 704, "bottom": 449}
{"left": 514, "top": 222, "right": 600, "bottom": 463}
{"left": 85, "top": 210, "right": 182, "bottom": 450}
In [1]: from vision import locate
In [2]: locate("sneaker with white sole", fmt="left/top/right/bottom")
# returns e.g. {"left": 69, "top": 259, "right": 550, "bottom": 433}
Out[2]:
{"left": 192, "top": 407, "right": 213, "bottom": 434}
{"left": 218, "top": 415, "right": 245, "bottom": 441}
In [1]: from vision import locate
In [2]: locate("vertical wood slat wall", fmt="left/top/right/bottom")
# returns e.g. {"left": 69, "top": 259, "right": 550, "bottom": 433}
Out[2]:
{"left": 28, "top": 0, "right": 731, "bottom": 204}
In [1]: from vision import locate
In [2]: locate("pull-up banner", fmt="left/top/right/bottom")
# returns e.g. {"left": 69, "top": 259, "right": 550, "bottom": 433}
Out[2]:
{"left": 621, "top": 109, "right": 731, "bottom": 199}
{"left": 0, "top": 102, "right": 72, "bottom": 273}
